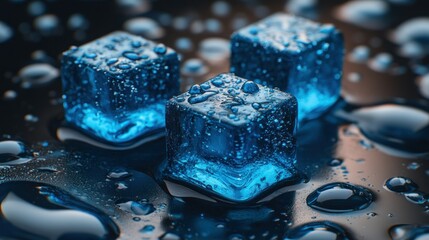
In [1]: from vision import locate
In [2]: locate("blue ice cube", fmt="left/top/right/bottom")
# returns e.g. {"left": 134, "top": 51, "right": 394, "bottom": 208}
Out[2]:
{"left": 231, "top": 13, "right": 344, "bottom": 121}
{"left": 161, "top": 73, "right": 301, "bottom": 203}
{"left": 61, "top": 31, "right": 180, "bottom": 143}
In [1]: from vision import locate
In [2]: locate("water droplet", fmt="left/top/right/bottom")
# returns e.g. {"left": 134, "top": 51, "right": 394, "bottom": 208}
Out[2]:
{"left": 123, "top": 17, "right": 164, "bottom": 39}
{"left": 188, "top": 92, "right": 217, "bottom": 104}
{"left": 347, "top": 72, "right": 362, "bottom": 83}
{"left": 211, "top": 1, "right": 231, "bottom": 17}
{"left": 0, "top": 21, "right": 13, "bottom": 43}
{"left": 140, "top": 224, "right": 155, "bottom": 234}
{"left": 211, "top": 78, "right": 224, "bottom": 87}
{"left": 416, "top": 74, "right": 429, "bottom": 99}
{"left": 335, "top": 1, "right": 389, "bottom": 30}
{"left": 384, "top": 176, "right": 418, "bottom": 193}
{"left": 205, "top": 18, "right": 223, "bottom": 33}
{"left": 24, "top": 114, "right": 39, "bottom": 122}
{"left": 115, "top": 182, "right": 128, "bottom": 190}
{"left": 350, "top": 104, "right": 429, "bottom": 155}
{"left": 123, "top": 51, "right": 140, "bottom": 61}
{"left": 389, "top": 224, "right": 429, "bottom": 240}
{"left": 0, "top": 140, "right": 32, "bottom": 166}
{"left": 241, "top": 81, "right": 260, "bottom": 94}
{"left": 0, "top": 181, "right": 119, "bottom": 239}
{"left": 115, "top": 199, "right": 155, "bottom": 216}
{"left": 3, "top": 90, "right": 17, "bottom": 100}
{"left": 328, "top": 158, "right": 344, "bottom": 167}
{"left": 306, "top": 182, "right": 374, "bottom": 213}
{"left": 368, "top": 53, "right": 393, "bottom": 72}
{"left": 182, "top": 59, "right": 208, "bottom": 76}
{"left": 188, "top": 84, "right": 203, "bottom": 95}
{"left": 252, "top": 102, "right": 261, "bottom": 110}
{"left": 367, "top": 212, "right": 378, "bottom": 217}
{"left": 118, "top": 63, "right": 131, "bottom": 70}
{"left": 107, "top": 168, "right": 132, "bottom": 180}
{"left": 359, "top": 139, "right": 374, "bottom": 150}
{"left": 67, "top": 14, "right": 89, "bottom": 31}
{"left": 198, "top": 38, "right": 230, "bottom": 63}
{"left": 27, "top": 1, "right": 46, "bottom": 16}
{"left": 18, "top": 63, "right": 59, "bottom": 88}
{"left": 106, "top": 58, "right": 119, "bottom": 65}
{"left": 285, "top": 0, "right": 318, "bottom": 19}
{"left": 229, "top": 234, "right": 244, "bottom": 240}
{"left": 404, "top": 192, "right": 427, "bottom": 205}
{"left": 160, "top": 232, "right": 181, "bottom": 240}
{"left": 154, "top": 43, "right": 167, "bottom": 55}
{"left": 34, "top": 14, "right": 60, "bottom": 34}
{"left": 284, "top": 221, "right": 351, "bottom": 240}
{"left": 37, "top": 166, "right": 59, "bottom": 173}
{"left": 407, "top": 162, "right": 421, "bottom": 170}
{"left": 116, "top": 0, "right": 151, "bottom": 15}
{"left": 391, "top": 18, "right": 429, "bottom": 59}
{"left": 175, "top": 37, "right": 193, "bottom": 52}
{"left": 84, "top": 52, "right": 97, "bottom": 59}
{"left": 349, "top": 45, "right": 370, "bottom": 63}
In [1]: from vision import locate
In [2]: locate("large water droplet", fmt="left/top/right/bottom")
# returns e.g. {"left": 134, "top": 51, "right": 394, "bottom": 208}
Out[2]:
{"left": 306, "top": 182, "right": 374, "bottom": 213}
{"left": 335, "top": 1, "right": 389, "bottom": 30}
{"left": 115, "top": 199, "right": 155, "bottom": 216}
{"left": 349, "top": 104, "right": 429, "bottom": 155}
{"left": 34, "top": 14, "right": 60, "bottom": 34}
{"left": 198, "top": 38, "right": 230, "bottom": 63}
{"left": 0, "top": 181, "right": 119, "bottom": 239}
{"left": 241, "top": 81, "right": 260, "bottom": 94}
{"left": 391, "top": 18, "right": 429, "bottom": 59}
{"left": 404, "top": 192, "right": 427, "bottom": 205}
{"left": 284, "top": 221, "right": 351, "bottom": 240}
{"left": 124, "top": 17, "right": 164, "bottom": 39}
{"left": 182, "top": 59, "right": 208, "bottom": 76}
{"left": 285, "top": 0, "right": 318, "bottom": 19}
{"left": 389, "top": 224, "right": 429, "bottom": 240}
{"left": 18, "top": 63, "right": 59, "bottom": 88}
{"left": 0, "top": 140, "right": 32, "bottom": 166}
{"left": 384, "top": 176, "right": 418, "bottom": 193}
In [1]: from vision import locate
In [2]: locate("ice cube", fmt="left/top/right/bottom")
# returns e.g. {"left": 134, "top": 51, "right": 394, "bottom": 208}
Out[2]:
{"left": 231, "top": 13, "right": 344, "bottom": 121}
{"left": 61, "top": 31, "right": 180, "bottom": 143}
{"left": 161, "top": 73, "right": 301, "bottom": 203}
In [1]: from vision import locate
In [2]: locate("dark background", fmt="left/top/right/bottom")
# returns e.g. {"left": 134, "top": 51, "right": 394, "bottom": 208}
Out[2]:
{"left": 0, "top": 0, "right": 428, "bottom": 239}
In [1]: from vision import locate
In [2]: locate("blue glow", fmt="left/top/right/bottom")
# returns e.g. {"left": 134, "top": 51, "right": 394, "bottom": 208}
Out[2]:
{"left": 61, "top": 31, "right": 180, "bottom": 143}
{"left": 162, "top": 73, "right": 299, "bottom": 202}
{"left": 230, "top": 13, "right": 344, "bottom": 121}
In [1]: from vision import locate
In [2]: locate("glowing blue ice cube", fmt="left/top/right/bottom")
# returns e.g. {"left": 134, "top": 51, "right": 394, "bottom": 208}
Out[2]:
{"left": 61, "top": 31, "right": 180, "bottom": 143}
{"left": 231, "top": 13, "right": 344, "bottom": 121}
{"left": 161, "top": 73, "right": 300, "bottom": 203}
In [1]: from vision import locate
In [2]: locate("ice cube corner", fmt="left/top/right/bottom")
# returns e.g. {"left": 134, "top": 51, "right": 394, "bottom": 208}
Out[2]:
{"left": 231, "top": 13, "right": 344, "bottom": 121}
{"left": 161, "top": 73, "right": 300, "bottom": 203}
{"left": 61, "top": 31, "right": 180, "bottom": 143}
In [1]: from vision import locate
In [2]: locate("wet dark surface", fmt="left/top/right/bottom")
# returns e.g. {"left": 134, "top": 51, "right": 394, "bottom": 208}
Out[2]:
{"left": 0, "top": 0, "right": 429, "bottom": 239}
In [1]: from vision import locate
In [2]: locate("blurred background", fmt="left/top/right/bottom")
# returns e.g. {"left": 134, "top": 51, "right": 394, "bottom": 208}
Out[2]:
{"left": 0, "top": 0, "right": 428, "bottom": 239}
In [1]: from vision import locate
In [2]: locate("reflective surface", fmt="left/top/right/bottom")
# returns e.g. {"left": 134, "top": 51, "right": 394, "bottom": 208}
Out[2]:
{"left": 0, "top": 0, "right": 428, "bottom": 239}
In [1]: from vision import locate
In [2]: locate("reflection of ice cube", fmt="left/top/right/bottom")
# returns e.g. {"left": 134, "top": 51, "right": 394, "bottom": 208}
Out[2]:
{"left": 162, "top": 73, "right": 301, "bottom": 203}
{"left": 61, "top": 31, "right": 180, "bottom": 143}
{"left": 231, "top": 13, "right": 343, "bottom": 121}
